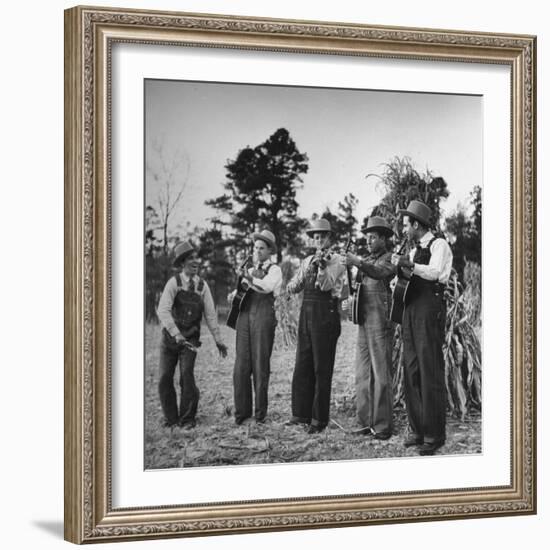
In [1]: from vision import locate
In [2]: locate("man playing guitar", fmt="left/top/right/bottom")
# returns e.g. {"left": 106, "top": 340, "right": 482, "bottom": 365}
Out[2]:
{"left": 391, "top": 200, "right": 453, "bottom": 456}
{"left": 231, "top": 229, "right": 282, "bottom": 425}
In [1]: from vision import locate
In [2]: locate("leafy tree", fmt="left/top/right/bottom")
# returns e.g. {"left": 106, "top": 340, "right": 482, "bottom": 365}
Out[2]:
{"left": 145, "top": 205, "right": 163, "bottom": 256}
{"left": 445, "top": 186, "right": 482, "bottom": 280}
{"left": 196, "top": 227, "right": 234, "bottom": 309}
{"left": 444, "top": 204, "right": 470, "bottom": 281}
{"left": 206, "top": 128, "right": 309, "bottom": 262}
{"left": 469, "top": 185, "right": 482, "bottom": 265}
{"left": 336, "top": 193, "right": 359, "bottom": 240}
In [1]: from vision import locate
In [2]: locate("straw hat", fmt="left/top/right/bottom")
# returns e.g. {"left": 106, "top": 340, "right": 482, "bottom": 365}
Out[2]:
{"left": 305, "top": 218, "right": 332, "bottom": 236}
{"left": 363, "top": 216, "right": 394, "bottom": 237}
{"left": 172, "top": 241, "right": 195, "bottom": 266}
{"left": 399, "top": 200, "right": 432, "bottom": 227}
{"left": 251, "top": 229, "right": 277, "bottom": 252}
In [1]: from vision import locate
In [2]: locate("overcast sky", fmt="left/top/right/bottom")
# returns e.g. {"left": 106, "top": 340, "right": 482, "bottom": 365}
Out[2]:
{"left": 145, "top": 79, "right": 482, "bottom": 234}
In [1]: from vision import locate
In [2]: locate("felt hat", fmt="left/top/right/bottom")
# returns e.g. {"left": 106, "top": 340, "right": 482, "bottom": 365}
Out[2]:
{"left": 399, "top": 200, "right": 432, "bottom": 227}
{"left": 251, "top": 229, "right": 277, "bottom": 253}
{"left": 363, "top": 216, "right": 394, "bottom": 237}
{"left": 172, "top": 241, "right": 195, "bottom": 266}
{"left": 305, "top": 218, "right": 332, "bottom": 236}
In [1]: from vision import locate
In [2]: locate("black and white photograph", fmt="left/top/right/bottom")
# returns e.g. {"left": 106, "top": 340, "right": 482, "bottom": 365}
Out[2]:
{"left": 144, "top": 79, "right": 483, "bottom": 469}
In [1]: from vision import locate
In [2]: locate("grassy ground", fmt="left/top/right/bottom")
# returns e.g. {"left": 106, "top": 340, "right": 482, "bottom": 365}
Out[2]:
{"left": 145, "top": 321, "right": 481, "bottom": 469}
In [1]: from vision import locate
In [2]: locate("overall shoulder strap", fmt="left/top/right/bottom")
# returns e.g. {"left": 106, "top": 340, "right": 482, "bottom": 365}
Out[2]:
{"left": 197, "top": 278, "right": 205, "bottom": 292}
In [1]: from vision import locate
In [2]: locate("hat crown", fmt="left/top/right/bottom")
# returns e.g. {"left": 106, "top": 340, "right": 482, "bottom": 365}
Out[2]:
{"left": 254, "top": 229, "right": 275, "bottom": 243}
{"left": 173, "top": 241, "right": 195, "bottom": 265}
{"left": 401, "top": 200, "right": 432, "bottom": 226}
{"left": 251, "top": 229, "right": 277, "bottom": 252}
{"left": 365, "top": 215, "right": 392, "bottom": 233}
{"left": 306, "top": 218, "right": 332, "bottom": 234}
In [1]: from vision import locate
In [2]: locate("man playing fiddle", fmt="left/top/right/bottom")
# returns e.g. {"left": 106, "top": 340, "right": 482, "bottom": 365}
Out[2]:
{"left": 286, "top": 218, "right": 346, "bottom": 434}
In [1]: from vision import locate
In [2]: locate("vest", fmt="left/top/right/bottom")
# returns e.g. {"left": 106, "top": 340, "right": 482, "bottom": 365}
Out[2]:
{"left": 171, "top": 273, "right": 204, "bottom": 338}
{"left": 406, "top": 237, "right": 444, "bottom": 302}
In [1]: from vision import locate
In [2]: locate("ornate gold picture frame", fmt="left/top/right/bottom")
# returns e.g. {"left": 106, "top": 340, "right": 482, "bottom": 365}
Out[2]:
{"left": 64, "top": 5, "right": 536, "bottom": 544}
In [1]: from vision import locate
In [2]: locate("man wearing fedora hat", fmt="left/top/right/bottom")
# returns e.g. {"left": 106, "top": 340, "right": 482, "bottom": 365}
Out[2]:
{"left": 231, "top": 229, "right": 282, "bottom": 425}
{"left": 344, "top": 216, "right": 396, "bottom": 440}
{"left": 391, "top": 200, "right": 453, "bottom": 455}
{"left": 157, "top": 241, "right": 228, "bottom": 429}
{"left": 286, "top": 218, "right": 346, "bottom": 434}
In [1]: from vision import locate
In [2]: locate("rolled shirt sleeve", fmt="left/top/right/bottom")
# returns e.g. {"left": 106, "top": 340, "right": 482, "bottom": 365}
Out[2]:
{"left": 200, "top": 282, "right": 223, "bottom": 344}
{"left": 251, "top": 265, "right": 283, "bottom": 296}
{"left": 156, "top": 277, "right": 180, "bottom": 337}
{"left": 287, "top": 258, "right": 308, "bottom": 294}
{"left": 409, "top": 236, "right": 453, "bottom": 283}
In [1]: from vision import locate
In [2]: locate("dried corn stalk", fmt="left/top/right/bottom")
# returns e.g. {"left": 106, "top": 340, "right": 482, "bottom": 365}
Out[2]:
{"left": 392, "top": 268, "right": 482, "bottom": 418}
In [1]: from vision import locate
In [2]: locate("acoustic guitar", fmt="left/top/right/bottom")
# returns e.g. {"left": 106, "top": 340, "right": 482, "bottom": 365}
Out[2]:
{"left": 389, "top": 239, "right": 413, "bottom": 324}
{"left": 226, "top": 254, "right": 252, "bottom": 329}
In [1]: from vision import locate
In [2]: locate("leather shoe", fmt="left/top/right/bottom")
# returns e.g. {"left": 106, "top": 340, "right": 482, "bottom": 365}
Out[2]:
{"left": 307, "top": 425, "right": 325, "bottom": 434}
{"left": 179, "top": 419, "right": 196, "bottom": 430}
{"left": 284, "top": 418, "right": 309, "bottom": 427}
{"left": 403, "top": 435, "right": 423, "bottom": 447}
{"left": 418, "top": 441, "right": 445, "bottom": 456}
{"left": 353, "top": 426, "right": 374, "bottom": 436}
{"left": 373, "top": 432, "right": 392, "bottom": 441}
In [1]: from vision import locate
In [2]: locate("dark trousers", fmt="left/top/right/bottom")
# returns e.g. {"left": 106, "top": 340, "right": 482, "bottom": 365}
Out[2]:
{"left": 355, "top": 291, "right": 394, "bottom": 435}
{"left": 233, "top": 296, "right": 276, "bottom": 423}
{"left": 291, "top": 298, "right": 341, "bottom": 428}
{"left": 401, "top": 290, "right": 446, "bottom": 444}
{"left": 158, "top": 330, "right": 200, "bottom": 425}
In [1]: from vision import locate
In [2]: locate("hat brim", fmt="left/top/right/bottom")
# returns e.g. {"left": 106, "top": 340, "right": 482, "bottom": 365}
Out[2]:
{"left": 252, "top": 233, "right": 277, "bottom": 253}
{"left": 398, "top": 209, "right": 431, "bottom": 227}
{"left": 363, "top": 226, "right": 394, "bottom": 237}
{"left": 305, "top": 228, "right": 332, "bottom": 236}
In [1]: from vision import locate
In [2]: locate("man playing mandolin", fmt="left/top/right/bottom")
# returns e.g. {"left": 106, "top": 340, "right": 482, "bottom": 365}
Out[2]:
{"left": 344, "top": 216, "right": 395, "bottom": 440}
{"left": 231, "top": 230, "right": 282, "bottom": 425}
{"left": 391, "top": 200, "right": 453, "bottom": 456}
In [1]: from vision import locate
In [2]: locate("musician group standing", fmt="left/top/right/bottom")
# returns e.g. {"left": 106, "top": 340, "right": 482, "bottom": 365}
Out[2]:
{"left": 155, "top": 199, "right": 453, "bottom": 456}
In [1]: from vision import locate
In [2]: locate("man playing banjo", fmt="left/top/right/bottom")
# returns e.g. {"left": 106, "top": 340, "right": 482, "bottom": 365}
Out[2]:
{"left": 344, "top": 216, "right": 396, "bottom": 440}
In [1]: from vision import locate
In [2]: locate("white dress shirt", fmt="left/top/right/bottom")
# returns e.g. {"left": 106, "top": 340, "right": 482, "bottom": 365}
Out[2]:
{"left": 248, "top": 261, "right": 283, "bottom": 296}
{"left": 408, "top": 231, "right": 453, "bottom": 283}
